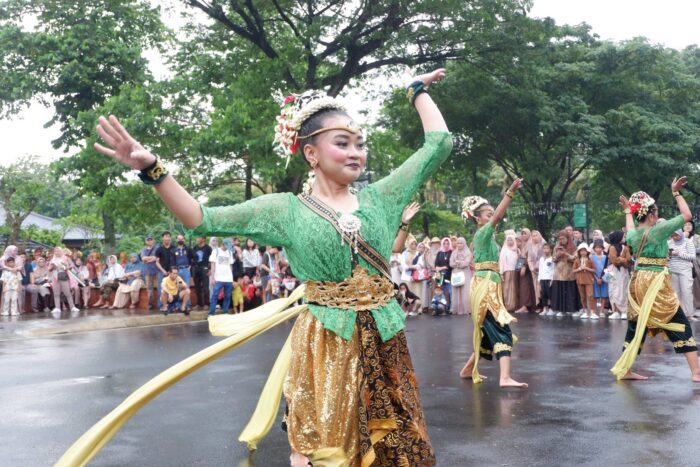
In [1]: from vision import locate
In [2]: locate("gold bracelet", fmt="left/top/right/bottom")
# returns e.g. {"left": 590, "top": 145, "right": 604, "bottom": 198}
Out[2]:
{"left": 624, "top": 208, "right": 631, "bottom": 214}
{"left": 505, "top": 190, "right": 515, "bottom": 199}
{"left": 673, "top": 191, "right": 682, "bottom": 198}
{"left": 399, "top": 222, "right": 409, "bottom": 232}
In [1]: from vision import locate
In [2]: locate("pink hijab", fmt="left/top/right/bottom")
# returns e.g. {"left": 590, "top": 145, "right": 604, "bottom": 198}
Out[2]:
{"left": 440, "top": 237, "right": 452, "bottom": 253}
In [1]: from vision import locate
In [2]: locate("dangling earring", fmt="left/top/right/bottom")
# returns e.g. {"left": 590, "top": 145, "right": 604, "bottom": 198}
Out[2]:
{"left": 303, "top": 158, "right": 317, "bottom": 195}
{"left": 303, "top": 169, "right": 316, "bottom": 195}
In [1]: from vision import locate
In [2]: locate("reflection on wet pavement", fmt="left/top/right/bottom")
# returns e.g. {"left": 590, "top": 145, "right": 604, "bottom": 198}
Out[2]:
{"left": 1, "top": 314, "right": 700, "bottom": 465}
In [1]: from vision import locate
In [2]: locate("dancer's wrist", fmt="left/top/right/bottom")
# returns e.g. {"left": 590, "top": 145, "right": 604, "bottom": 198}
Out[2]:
{"left": 138, "top": 156, "right": 169, "bottom": 186}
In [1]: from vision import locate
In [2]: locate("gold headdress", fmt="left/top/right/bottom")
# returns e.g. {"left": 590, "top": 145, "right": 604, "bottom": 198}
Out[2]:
{"left": 461, "top": 196, "right": 490, "bottom": 221}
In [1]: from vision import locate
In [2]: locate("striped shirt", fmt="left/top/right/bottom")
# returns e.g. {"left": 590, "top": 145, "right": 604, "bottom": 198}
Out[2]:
{"left": 668, "top": 238, "right": 695, "bottom": 275}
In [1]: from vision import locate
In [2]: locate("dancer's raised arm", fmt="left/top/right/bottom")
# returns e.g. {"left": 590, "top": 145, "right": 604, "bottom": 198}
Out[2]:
{"left": 672, "top": 176, "right": 692, "bottom": 223}
{"left": 94, "top": 115, "right": 202, "bottom": 229}
{"left": 413, "top": 69, "right": 449, "bottom": 133}
{"left": 490, "top": 179, "right": 523, "bottom": 228}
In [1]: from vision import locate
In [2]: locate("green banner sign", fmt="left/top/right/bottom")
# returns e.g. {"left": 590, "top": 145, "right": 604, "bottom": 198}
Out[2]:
{"left": 573, "top": 203, "right": 587, "bottom": 228}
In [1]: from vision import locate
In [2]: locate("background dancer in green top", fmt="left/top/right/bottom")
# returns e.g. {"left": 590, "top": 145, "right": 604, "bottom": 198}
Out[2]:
{"left": 93, "top": 68, "right": 452, "bottom": 466}
{"left": 459, "top": 179, "right": 528, "bottom": 388}
{"left": 612, "top": 177, "right": 700, "bottom": 382}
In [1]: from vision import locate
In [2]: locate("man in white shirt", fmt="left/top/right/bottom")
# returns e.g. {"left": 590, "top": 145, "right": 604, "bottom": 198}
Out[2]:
{"left": 538, "top": 244, "right": 556, "bottom": 315}
{"left": 208, "top": 242, "right": 234, "bottom": 316}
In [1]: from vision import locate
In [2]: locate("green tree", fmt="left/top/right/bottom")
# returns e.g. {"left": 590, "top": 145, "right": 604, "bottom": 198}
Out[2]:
{"left": 183, "top": 0, "right": 535, "bottom": 95}
{"left": 0, "top": 156, "right": 53, "bottom": 246}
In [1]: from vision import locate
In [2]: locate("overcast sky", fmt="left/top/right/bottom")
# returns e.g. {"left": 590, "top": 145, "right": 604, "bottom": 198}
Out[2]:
{"left": 1, "top": 0, "right": 699, "bottom": 167}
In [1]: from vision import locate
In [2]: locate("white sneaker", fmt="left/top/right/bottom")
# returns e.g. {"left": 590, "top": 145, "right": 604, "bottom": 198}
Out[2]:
{"left": 580, "top": 311, "right": 589, "bottom": 319}
{"left": 556, "top": 311, "right": 564, "bottom": 317}
{"left": 621, "top": 313, "right": 627, "bottom": 320}
{"left": 70, "top": 307, "right": 80, "bottom": 313}
{"left": 572, "top": 310, "right": 582, "bottom": 317}
{"left": 589, "top": 313, "right": 599, "bottom": 320}
{"left": 52, "top": 308, "right": 61, "bottom": 314}
{"left": 609, "top": 312, "right": 621, "bottom": 320}
{"left": 546, "top": 309, "right": 555, "bottom": 316}
{"left": 0, "top": 311, "right": 8, "bottom": 316}
{"left": 408, "top": 312, "right": 417, "bottom": 317}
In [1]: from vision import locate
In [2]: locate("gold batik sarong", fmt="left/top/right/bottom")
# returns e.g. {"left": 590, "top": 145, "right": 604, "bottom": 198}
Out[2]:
{"left": 285, "top": 266, "right": 435, "bottom": 467}
{"left": 469, "top": 271, "right": 517, "bottom": 383}
{"left": 611, "top": 269, "right": 686, "bottom": 379}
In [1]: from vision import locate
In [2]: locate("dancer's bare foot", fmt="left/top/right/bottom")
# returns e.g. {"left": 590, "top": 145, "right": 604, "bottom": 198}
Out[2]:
{"left": 621, "top": 371, "right": 648, "bottom": 381}
{"left": 290, "top": 451, "right": 310, "bottom": 467}
{"left": 500, "top": 377, "right": 528, "bottom": 388}
{"left": 691, "top": 372, "right": 700, "bottom": 383}
{"left": 459, "top": 363, "right": 473, "bottom": 378}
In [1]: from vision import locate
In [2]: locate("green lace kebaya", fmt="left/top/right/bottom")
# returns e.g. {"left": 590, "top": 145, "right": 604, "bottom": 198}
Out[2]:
{"left": 187, "top": 131, "right": 453, "bottom": 341}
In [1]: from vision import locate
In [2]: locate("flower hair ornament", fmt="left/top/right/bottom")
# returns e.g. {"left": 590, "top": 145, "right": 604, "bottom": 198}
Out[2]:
{"left": 273, "top": 90, "right": 359, "bottom": 168}
{"left": 461, "top": 196, "right": 490, "bottom": 221}
{"left": 628, "top": 191, "right": 656, "bottom": 219}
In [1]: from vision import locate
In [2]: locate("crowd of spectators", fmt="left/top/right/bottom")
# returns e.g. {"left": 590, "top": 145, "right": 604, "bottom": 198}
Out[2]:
{"left": 392, "top": 221, "right": 700, "bottom": 322}
{"left": 0, "top": 232, "right": 299, "bottom": 317}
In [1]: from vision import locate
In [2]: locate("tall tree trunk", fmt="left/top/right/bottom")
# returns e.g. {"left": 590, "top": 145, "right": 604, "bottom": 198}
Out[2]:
{"left": 9, "top": 219, "right": 20, "bottom": 247}
{"left": 420, "top": 191, "right": 430, "bottom": 237}
{"left": 245, "top": 158, "right": 253, "bottom": 201}
{"left": 102, "top": 211, "right": 116, "bottom": 254}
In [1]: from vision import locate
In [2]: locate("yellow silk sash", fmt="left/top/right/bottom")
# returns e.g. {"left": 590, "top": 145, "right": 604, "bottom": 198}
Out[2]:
{"left": 610, "top": 271, "right": 684, "bottom": 380}
{"left": 56, "top": 286, "right": 307, "bottom": 467}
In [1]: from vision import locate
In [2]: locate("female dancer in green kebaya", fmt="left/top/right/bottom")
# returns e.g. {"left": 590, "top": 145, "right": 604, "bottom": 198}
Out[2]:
{"left": 85, "top": 69, "right": 452, "bottom": 467}
{"left": 612, "top": 177, "right": 700, "bottom": 382}
{"left": 458, "top": 179, "right": 528, "bottom": 388}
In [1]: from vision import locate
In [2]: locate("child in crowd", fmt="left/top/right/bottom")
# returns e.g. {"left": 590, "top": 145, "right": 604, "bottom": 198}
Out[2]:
{"left": 232, "top": 276, "right": 244, "bottom": 314}
{"left": 397, "top": 282, "right": 422, "bottom": 316}
{"left": 590, "top": 239, "right": 610, "bottom": 315}
{"left": 1, "top": 257, "right": 22, "bottom": 316}
{"left": 538, "top": 244, "right": 555, "bottom": 315}
{"left": 573, "top": 243, "right": 597, "bottom": 319}
{"left": 430, "top": 284, "right": 449, "bottom": 316}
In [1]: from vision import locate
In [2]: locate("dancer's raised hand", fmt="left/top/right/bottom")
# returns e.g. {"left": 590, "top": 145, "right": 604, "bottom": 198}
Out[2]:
{"left": 508, "top": 178, "right": 524, "bottom": 193}
{"left": 619, "top": 195, "right": 630, "bottom": 210}
{"left": 404, "top": 67, "right": 446, "bottom": 87}
{"left": 401, "top": 202, "right": 421, "bottom": 224}
{"left": 94, "top": 115, "right": 156, "bottom": 170}
{"left": 672, "top": 176, "right": 688, "bottom": 193}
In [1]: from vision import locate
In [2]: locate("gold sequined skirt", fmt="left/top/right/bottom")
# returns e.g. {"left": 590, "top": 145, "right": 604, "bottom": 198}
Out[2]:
{"left": 283, "top": 310, "right": 435, "bottom": 466}
{"left": 628, "top": 270, "right": 678, "bottom": 325}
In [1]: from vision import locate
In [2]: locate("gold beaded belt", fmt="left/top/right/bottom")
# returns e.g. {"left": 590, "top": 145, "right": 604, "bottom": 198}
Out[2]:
{"left": 305, "top": 265, "right": 396, "bottom": 311}
{"left": 475, "top": 261, "right": 499, "bottom": 273}
{"left": 637, "top": 257, "right": 669, "bottom": 267}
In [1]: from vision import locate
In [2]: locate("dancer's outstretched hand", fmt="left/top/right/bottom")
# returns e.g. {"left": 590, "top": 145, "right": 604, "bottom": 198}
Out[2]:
{"left": 672, "top": 176, "right": 688, "bottom": 193}
{"left": 401, "top": 202, "right": 421, "bottom": 224}
{"left": 404, "top": 67, "right": 446, "bottom": 87}
{"left": 619, "top": 195, "right": 630, "bottom": 210}
{"left": 508, "top": 178, "right": 524, "bottom": 193}
{"left": 94, "top": 115, "right": 156, "bottom": 170}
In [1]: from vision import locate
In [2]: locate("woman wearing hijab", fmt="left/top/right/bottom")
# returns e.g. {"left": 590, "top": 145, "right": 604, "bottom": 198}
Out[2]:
{"left": 515, "top": 228, "right": 536, "bottom": 313}
{"left": 112, "top": 253, "right": 145, "bottom": 309}
{"left": 607, "top": 230, "right": 630, "bottom": 320}
{"left": 426, "top": 237, "right": 441, "bottom": 311}
{"left": 499, "top": 234, "right": 520, "bottom": 312}
{"left": 592, "top": 229, "right": 609, "bottom": 253}
{"left": 527, "top": 230, "right": 545, "bottom": 308}
{"left": 49, "top": 246, "right": 80, "bottom": 314}
{"left": 551, "top": 230, "right": 579, "bottom": 316}
{"left": 449, "top": 237, "right": 473, "bottom": 315}
{"left": 401, "top": 236, "right": 425, "bottom": 300}
{"left": 434, "top": 237, "right": 454, "bottom": 311}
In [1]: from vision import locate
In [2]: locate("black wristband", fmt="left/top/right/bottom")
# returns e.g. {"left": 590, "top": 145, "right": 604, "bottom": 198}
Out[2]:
{"left": 406, "top": 80, "right": 427, "bottom": 106}
{"left": 138, "top": 157, "right": 169, "bottom": 186}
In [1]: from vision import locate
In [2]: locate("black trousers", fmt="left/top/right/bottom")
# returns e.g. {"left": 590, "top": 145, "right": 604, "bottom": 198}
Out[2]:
{"left": 624, "top": 308, "right": 697, "bottom": 354}
{"left": 192, "top": 265, "right": 210, "bottom": 307}
{"left": 539, "top": 280, "right": 552, "bottom": 308}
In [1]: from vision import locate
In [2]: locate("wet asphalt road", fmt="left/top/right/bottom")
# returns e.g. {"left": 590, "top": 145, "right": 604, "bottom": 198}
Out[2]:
{"left": 2, "top": 314, "right": 700, "bottom": 466}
